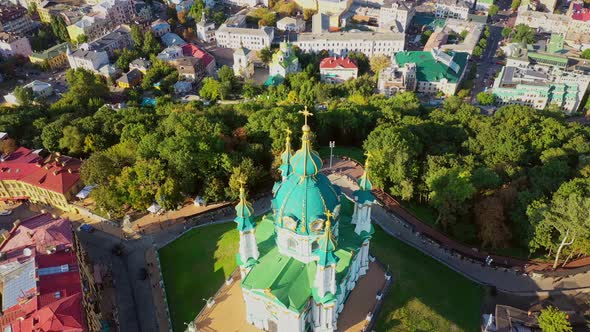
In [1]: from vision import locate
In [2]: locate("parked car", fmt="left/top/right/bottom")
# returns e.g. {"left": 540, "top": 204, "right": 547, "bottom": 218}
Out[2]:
{"left": 0, "top": 210, "right": 12, "bottom": 216}
{"left": 78, "top": 224, "right": 95, "bottom": 233}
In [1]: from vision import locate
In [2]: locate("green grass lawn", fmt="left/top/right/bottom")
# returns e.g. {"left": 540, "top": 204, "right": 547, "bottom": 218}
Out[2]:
{"left": 159, "top": 222, "right": 481, "bottom": 332}
{"left": 401, "top": 200, "right": 439, "bottom": 228}
{"left": 318, "top": 146, "right": 366, "bottom": 164}
{"left": 158, "top": 223, "right": 239, "bottom": 332}
{"left": 371, "top": 226, "right": 482, "bottom": 331}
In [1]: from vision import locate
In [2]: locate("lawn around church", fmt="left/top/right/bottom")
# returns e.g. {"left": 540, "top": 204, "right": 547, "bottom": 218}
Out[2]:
{"left": 159, "top": 222, "right": 482, "bottom": 332}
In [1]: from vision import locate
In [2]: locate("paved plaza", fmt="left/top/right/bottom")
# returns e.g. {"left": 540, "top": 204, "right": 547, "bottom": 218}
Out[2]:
{"left": 195, "top": 261, "right": 387, "bottom": 332}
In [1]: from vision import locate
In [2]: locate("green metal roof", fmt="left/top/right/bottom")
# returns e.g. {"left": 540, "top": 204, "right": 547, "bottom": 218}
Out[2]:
{"left": 394, "top": 51, "right": 469, "bottom": 84}
{"left": 242, "top": 198, "right": 370, "bottom": 313}
{"left": 528, "top": 52, "right": 568, "bottom": 66}
{"left": 29, "top": 42, "right": 70, "bottom": 60}
{"left": 264, "top": 74, "right": 285, "bottom": 87}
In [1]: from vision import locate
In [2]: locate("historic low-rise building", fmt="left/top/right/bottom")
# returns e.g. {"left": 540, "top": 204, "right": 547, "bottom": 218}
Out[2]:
{"left": 129, "top": 57, "right": 151, "bottom": 73}
{"left": 116, "top": 68, "right": 142, "bottom": 88}
{"left": 295, "top": 31, "right": 405, "bottom": 58}
{"left": 0, "top": 213, "right": 103, "bottom": 331}
{"left": 196, "top": 14, "right": 215, "bottom": 42}
{"left": 67, "top": 0, "right": 134, "bottom": 41}
{"left": 82, "top": 24, "right": 132, "bottom": 57}
{"left": 277, "top": 16, "right": 306, "bottom": 32}
{"left": 379, "top": 0, "right": 415, "bottom": 32}
{"left": 377, "top": 63, "right": 417, "bottom": 96}
{"left": 434, "top": 0, "right": 471, "bottom": 20}
{"left": 233, "top": 46, "right": 254, "bottom": 78}
{"left": 67, "top": 45, "right": 110, "bottom": 73}
{"left": 215, "top": 25, "right": 274, "bottom": 50}
{"left": 161, "top": 32, "right": 186, "bottom": 47}
{"left": 0, "top": 2, "right": 34, "bottom": 34}
{"left": 235, "top": 111, "right": 375, "bottom": 331}
{"left": 0, "top": 147, "right": 83, "bottom": 210}
{"left": 4, "top": 80, "right": 53, "bottom": 104}
{"left": 151, "top": 18, "right": 171, "bottom": 37}
{"left": 67, "top": 15, "right": 108, "bottom": 42}
{"left": 0, "top": 32, "right": 32, "bottom": 58}
{"left": 29, "top": 42, "right": 71, "bottom": 70}
{"left": 319, "top": 56, "right": 358, "bottom": 83}
{"left": 393, "top": 49, "right": 469, "bottom": 96}
{"left": 269, "top": 42, "right": 300, "bottom": 79}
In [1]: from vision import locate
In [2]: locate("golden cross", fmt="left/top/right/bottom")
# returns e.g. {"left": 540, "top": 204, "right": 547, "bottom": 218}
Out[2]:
{"left": 284, "top": 128, "right": 292, "bottom": 140}
{"left": 238, "top": 177, "right": 247, "bottom": 193}
{"left": 325, "top": 209, "right": 333, "bottom": 228}
{"left": 298, "top": 107, "right": 313, "bottom": 126}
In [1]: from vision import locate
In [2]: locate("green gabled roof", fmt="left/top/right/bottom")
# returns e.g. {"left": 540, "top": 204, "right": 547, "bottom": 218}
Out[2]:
{"left": 30, "top": 42, "right": 70, "bottom": 60}
{"left": 528, "top": 52, "right": 568, "bottom": 66}
{"left": 242, "top": 198, "right": 368, "bottom": 313}
{"left": 394, "top": 51, "right": 469, "bottom": 84}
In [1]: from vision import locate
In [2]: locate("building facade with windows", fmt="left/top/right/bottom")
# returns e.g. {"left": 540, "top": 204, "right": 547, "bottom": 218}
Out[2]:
{"left": 295, "top": 31, "right": 405, "bottom": 58}
{"left": 0, "top": 2, "right": 34, "bottom": 34}
{"left": 434, "top": 0, "right": 470, "bottom": 20}
{"left": 377, "top": 62, "right": 417, "bottom": 96}
{"left": 215, "top": 26, "right": 274, "bottom": 50}
{"left": 29, "top": 42, "right": 71, "bottom": 69}
{"left": 319, "top": 57, "right": 358, "bottom": 83}
{"left": 0, "top": 147, "right": 83, "bottom": 211}
{"left": 393, "top": 49, "right": 469, "bottom": 96}
{"left": 0, "top": 32, "right": 32, "bottom": 58}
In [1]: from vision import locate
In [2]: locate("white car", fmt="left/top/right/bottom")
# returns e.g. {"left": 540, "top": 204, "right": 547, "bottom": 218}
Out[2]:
{"left": 0, "top": 210, "right": 12, "bottom": 216}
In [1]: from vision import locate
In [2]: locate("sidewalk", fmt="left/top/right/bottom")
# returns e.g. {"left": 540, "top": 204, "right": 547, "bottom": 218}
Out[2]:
{"left": 146, "top": 247, "right": 170, "bottom": 332}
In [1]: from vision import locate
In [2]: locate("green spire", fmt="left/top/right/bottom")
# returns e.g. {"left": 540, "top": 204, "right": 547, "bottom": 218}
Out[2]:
{"left": 315, "top": 210, "right": 338, "bottom": 267}
{"left": 354, "top": 152, "right": 375, "bottom": 204}
{"left": 278, "top": 128, "right": 293, "bottom": 177}
{"left": 234, "top": 182, "right": 255, "bottom": 232}
{"left": 357, "top": 152, "right": 373, "bottom": 191}
{"left": 291, "top": 107, "right": 322, "bottom": 177}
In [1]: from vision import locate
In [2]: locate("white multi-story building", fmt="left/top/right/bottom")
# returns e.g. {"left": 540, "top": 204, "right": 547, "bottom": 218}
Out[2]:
{"left": 219, "top": 0, "right": 268, "bottom": 6}
{"left": 0, "top": 32, "right": 32, "bottom": 58}
{"left": 0, "top": 2, "right": 34, "bottom": 34}
{"left": 491, "top": 65, "right": 590, "bottom": 114}
{"left": 215, "top": 26, "right": 274, "bottom": 50}
{"left": 434, "top": 0, "right": 471, "bottom": 20}
{"left": 66, "top": 46, "right": 110, "bottom": 72}
{"left": 515, "top": 10, "right": 569, "bottom": 34}
{"left": 276, "top": 16, "right": 306, "bottom": 32}
{"left": 82, "top": 24, "right": 132, "bottom": 57}
{"left": 294, "top": 31, "right": 405, "bottom": 58}
{"left": 392, "top": 49, "right": 470, "bottom": 96}
{"left": 377, "top": 63, "right": 417, "bottom": 96}
{"left": 379, "top": 0, "right": 415, "bottom": 33}
{"left": 92, "top": 0, "right": 134, "bottom": 26}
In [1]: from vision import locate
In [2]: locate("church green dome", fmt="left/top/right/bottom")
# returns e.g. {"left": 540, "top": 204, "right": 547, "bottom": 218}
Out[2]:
{"left": 272, "top": 116, "right": 341, "bottom": 235}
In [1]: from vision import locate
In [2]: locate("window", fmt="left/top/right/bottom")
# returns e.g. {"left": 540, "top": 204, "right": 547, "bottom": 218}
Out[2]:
{"left": 287, "top": 237, "right": 298, "bottom": 251}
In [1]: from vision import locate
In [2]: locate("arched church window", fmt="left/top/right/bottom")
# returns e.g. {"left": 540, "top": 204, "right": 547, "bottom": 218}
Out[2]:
{"left": 283, "top": 216, "right": 298, "bottom": 231}
{"left": 311, "top": 240, "right": 319, "bottom": 252}
{"left": 310, "top": 219, "right": 324, "bottom": 233}
{"left": 287, "top": 237, "right": 298, "bottom": 251}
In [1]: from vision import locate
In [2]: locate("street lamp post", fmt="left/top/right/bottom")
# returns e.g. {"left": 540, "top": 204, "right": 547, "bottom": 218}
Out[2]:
{"left": 329, "top": 141, "right": 335, "bottom": 169}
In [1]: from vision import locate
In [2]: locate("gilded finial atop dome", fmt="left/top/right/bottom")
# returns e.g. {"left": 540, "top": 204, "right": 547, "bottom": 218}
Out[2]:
{"left": 235, "top": 178, "right": 255, "bottom": 231}
{"left": 316, "top": 209, "right": 338, "bottom": 266}
{"left": 292, "top": 107, "right": 322, "bottom": 176}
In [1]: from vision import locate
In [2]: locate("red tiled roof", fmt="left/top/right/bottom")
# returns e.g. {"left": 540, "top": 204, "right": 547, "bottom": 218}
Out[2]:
{"left": 571, "top": 2, "right": 590, "bottom": 21}
{"left": 319, "top": 57, "right": 358, "bottom": 69}
{"left": 0, "top": 214, "right": 73, "bottom": 254}
{"left": 181, "top": 43, "right": 215, "bottom": 67}
{"left": 0, "top": 214, "right": 85, "bottom": 332}
{"left": 27, "top": 293, "right": 84, "bottom": 332}
{"left": 0, "top": 147, "right": 81, "bottom": 195}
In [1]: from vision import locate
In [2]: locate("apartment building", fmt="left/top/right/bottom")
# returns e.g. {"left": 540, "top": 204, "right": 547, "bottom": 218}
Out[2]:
{"left": 0, "top": 2, "right": 33, "bottom": 34}
{"left": 379, "top": 0, "right": 415, "bottom": 32}
{"left": 0, "top": 32, "right": 32, "bottom": 58}
{"left": 294, "top": 31, "right": 405, "bottom": 58}
{"left": 215, "top": 26, "right": 274, "bottom": 50}
{"left": 434, "top": 0, "right": 471, "bottom": 20}
{"left": 377, "top": 63, "right": 417, "bottom": 96}
{"left": 29, "top": 42, "right": 71, "bottom": 69}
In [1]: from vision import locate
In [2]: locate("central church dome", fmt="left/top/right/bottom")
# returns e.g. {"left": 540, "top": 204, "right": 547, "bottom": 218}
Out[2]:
{"left": 271, "top": 111, "right": 341, "bottom": 235}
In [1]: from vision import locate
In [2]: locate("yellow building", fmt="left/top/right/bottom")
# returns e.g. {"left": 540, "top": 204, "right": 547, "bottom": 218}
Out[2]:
{"left": 29, "top": 42, "right": 70, "bottom": 70}
{"left": 0, "top": 147, "right": 83, "bottom": 211}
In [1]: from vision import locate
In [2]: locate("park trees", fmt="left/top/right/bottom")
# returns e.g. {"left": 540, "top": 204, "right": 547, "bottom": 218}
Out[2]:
{"left": 476, "top": 92, "right": 495, "bottom": 105}
{"left": 369, "top": 55, "right": 391, "bottom": 76}
{"left": 364, "top": 124, "right": 422, "bottom": 200}
{"left": 13, "top": 86, "right": 34, "bottom": 105}
{"left": 512, "top": 24, "right": 535, "bottom": 44}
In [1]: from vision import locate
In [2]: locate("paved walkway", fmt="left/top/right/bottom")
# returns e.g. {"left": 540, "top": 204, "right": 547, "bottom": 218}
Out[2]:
{"left": 326, "top": 158, "right": 590, "bottom": 293}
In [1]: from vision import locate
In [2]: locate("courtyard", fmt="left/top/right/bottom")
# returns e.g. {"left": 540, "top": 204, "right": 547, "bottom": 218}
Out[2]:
{"left": 159, "top": 222, "right": 482, "bottom": 332}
